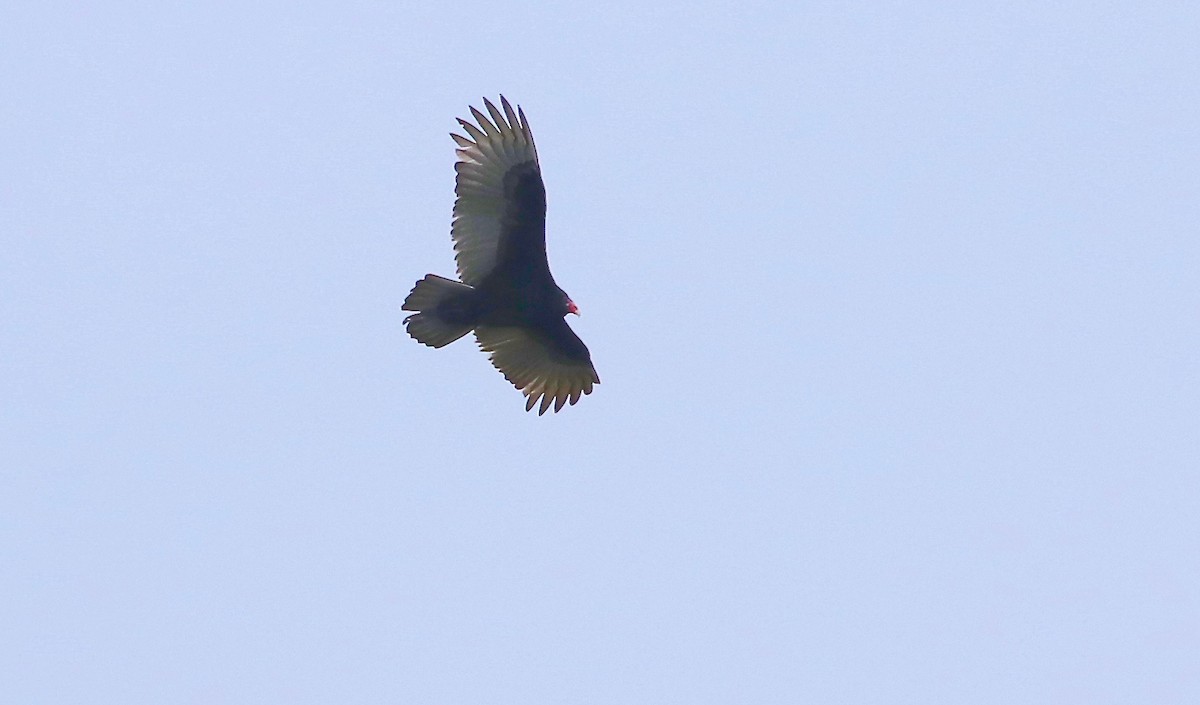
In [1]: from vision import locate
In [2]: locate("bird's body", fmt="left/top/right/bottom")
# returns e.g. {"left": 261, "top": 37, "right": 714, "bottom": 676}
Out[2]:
{"left": 402, "top": 97, "right": 599, "bottom": 414}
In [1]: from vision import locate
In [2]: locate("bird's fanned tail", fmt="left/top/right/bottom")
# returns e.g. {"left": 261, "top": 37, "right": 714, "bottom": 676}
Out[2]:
{"left": 402, "top": 274, "right": 475, "bottom": 348}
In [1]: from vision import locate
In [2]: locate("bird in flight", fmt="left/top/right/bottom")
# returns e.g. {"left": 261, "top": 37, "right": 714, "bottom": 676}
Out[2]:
{"left": 402, "top": 97, "right": 599, "bottom": 414}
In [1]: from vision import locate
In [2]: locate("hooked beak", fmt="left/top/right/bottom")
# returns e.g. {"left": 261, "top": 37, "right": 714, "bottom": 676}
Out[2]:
{"left": 567, "top": 300, "right": 580, "bottom": 316}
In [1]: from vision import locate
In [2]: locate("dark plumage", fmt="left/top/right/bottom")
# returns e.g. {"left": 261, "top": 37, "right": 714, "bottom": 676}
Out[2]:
{"left": 402, "top": 97, "right": 599, "bottom": 414}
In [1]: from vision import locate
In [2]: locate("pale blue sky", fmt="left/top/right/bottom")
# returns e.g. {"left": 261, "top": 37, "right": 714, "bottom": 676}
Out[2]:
{"left": 3, "top": 2, "right": 1198, "bottom": 703}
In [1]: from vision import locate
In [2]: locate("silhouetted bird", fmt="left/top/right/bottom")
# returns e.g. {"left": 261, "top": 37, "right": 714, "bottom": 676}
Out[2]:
{"left": 402, "top": 97, "right": 599, "bottom": 414}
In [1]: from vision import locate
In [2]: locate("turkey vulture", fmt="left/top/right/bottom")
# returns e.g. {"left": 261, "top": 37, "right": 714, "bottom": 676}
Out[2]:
{"left": 402, "top": 96, "right": 599, "bottom": 414}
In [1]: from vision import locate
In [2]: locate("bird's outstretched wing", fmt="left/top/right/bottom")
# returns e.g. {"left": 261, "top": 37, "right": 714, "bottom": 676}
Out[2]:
{"left": 450, "top": 96, "right": 546, "bottom": 286}
{"left": 475, "top": 321, "right": 599, "bottom": 415}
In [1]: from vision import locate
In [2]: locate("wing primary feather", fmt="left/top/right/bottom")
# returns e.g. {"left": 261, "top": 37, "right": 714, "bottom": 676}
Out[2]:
{"left": 483, "top": 98, "right": 508, "bottom": 131}
{"left": 485, "top": 97, "right": 517, "bottom": 161}
{"left": 457, "top": 118, "right": 487, "bottom": 143}
{"left": 517, "top": 106, "right": 538, "bottom": 158}
{"left": 451, "top": 133, "right": 474, "bottom": 148}
{"left": 470, "top": 106, "right": 499, "bottom": 137}
{"left": 500, "top": 97, "right": 519, "bottom": 132}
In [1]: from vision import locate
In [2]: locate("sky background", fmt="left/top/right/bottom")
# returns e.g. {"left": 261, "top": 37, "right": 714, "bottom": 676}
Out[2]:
{"left": 3, "top": 1, "right": 1198, "bottom": 703}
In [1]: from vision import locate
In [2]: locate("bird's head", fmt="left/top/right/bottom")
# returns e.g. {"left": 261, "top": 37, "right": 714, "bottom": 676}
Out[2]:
{"left": 559, "top": 289, "right": 580, "bottom": 316}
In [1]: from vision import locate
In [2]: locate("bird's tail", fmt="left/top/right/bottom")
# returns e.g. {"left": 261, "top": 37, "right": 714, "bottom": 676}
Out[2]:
{"left": 402, "top": 274, "right": 476, "bottom": 348}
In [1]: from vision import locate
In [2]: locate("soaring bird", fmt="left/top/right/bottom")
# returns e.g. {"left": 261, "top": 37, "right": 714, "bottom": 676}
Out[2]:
{"left": 402, "top": 97, "right": 599, "bottom": 414}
